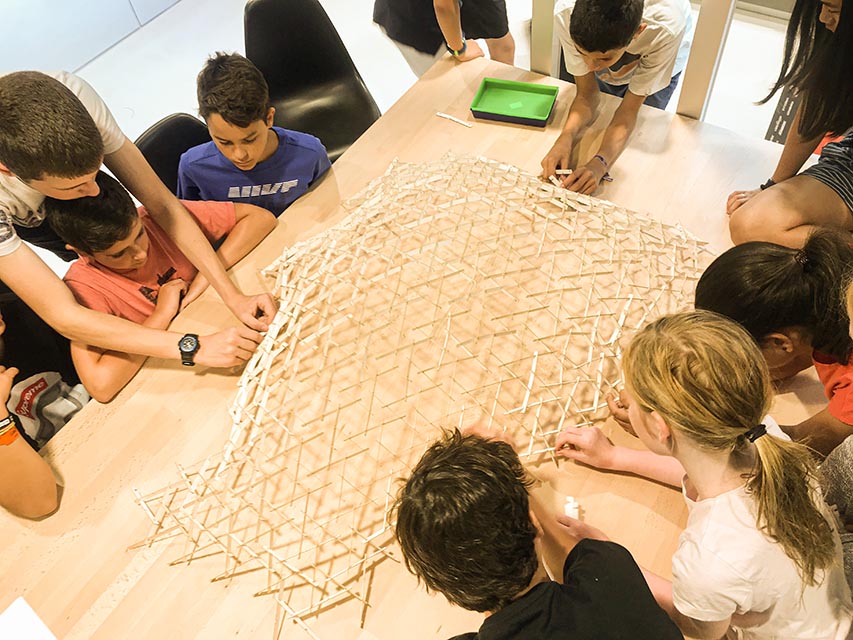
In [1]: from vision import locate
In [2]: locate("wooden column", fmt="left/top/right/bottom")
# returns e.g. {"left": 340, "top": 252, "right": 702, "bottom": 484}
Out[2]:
{"left": 676, "top": 0, "right": 738, "bottom": 119}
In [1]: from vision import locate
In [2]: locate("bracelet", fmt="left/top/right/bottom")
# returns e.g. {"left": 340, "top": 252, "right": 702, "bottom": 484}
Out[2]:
{"left": 759, "top": 178, "right": 776, "bottom": 190}
{"left": 592, "top": 154, "right": 612, "bottom": 182}
{"left": 0, "top": 415, "right": 18, "bottom": 446}
{"left": 0, "top": 415, "right": 14, "bottom": 433}
{"left": 445, "top": 38, "right": 467, "bottom": 57}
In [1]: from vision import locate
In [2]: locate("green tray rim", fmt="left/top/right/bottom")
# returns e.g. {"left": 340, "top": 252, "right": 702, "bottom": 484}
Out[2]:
{"left": 469, "top": 77, "right": 559, "bottom": 122}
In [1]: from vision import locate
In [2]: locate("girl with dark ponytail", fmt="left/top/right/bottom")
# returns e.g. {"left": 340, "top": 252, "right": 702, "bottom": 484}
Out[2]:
{"left": 726, "top": 0, "right": 853, "bottom": 248}
{"left": 694, "top": 228, "right": 853, "bottom": 455}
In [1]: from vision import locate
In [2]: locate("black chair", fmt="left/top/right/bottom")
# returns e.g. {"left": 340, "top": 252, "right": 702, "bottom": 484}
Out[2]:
{"left": 244, "top": 0, "right": 382, "bottom": 163}
{"left": 134, "top": 113, "right": 211, "bottom": 195}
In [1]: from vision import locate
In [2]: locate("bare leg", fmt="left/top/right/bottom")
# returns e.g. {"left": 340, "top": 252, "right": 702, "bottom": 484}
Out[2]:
{"left": 379, "top": 27, "right": 443, "bottom": 77}
{"left": 728, "top": 175, "right": 852, "bottom": 247}
{"left": 484, "top": 32, "right": 516, "bottom": 65}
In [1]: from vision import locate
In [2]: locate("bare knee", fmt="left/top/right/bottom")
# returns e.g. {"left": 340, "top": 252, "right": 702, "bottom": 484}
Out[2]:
{"left": 486, "top": 33, "right": 515, "bottom": 64}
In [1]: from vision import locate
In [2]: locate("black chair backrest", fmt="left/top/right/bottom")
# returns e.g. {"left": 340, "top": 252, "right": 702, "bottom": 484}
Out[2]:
{"left": 134, "top": 113, "right": 211, "bottom": 195}
{"left": 244, "top": 0, "right": 360, "bottom": 96}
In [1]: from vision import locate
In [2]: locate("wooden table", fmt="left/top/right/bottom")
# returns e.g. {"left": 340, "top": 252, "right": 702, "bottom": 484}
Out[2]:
{"left": 0, "top": 58, "right": 813, "bottom": 640}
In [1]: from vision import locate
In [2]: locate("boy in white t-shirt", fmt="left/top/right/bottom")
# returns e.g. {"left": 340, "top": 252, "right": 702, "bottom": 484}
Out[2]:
{"left": 541, "top": 0, "right": 692, "bottom": 195}
{"left": 0, "top": 71, "right": 275, "bottom": 370}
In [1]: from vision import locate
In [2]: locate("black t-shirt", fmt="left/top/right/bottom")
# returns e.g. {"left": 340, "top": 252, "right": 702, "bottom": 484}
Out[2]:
{"left": 373, "top": 0, "right": 509, "bottom": 55}
{"left": 0, "top": 297, "right": 78, "bottom": 385}
{"left": 448, "top": 539, "right": 683, "bottom": 640}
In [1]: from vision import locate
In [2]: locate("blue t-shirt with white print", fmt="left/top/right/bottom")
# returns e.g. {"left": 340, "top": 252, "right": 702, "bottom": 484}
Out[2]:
{"left": 177, "top": 127, "right": 330, "bottom": 216}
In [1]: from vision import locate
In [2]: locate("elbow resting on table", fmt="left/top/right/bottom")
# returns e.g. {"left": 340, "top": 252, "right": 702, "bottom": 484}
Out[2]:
{"left": 78, "top": 367, "right": 125, "bottom": 404}
{"left": 12, "top": 485, "right": 60, "bottom": 520}
{"left": 86, "top": 381, "right": 122, "bottom": 405}
{"left": 72, "top": 343, "right": 138, "bottom": 404}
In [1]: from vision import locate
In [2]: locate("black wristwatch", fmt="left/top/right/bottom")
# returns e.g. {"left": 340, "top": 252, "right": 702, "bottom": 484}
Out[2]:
{"left": 178, "top": 333, "right": 200, "bottom": 367}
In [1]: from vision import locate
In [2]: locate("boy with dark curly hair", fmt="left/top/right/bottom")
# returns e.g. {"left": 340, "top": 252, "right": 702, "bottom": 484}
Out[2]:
{"left": 394, "top": 429, "right": 683, "bottom": 639}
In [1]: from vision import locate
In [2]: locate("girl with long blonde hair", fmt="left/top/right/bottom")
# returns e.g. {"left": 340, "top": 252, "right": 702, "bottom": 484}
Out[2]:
{"left": 557, "top": 310, "right": 852, "bottom": 639}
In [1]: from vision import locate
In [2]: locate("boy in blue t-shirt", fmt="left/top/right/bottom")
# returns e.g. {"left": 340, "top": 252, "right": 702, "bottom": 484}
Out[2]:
{"left": 177, "top": 53, "right": 331, "bottom": 217}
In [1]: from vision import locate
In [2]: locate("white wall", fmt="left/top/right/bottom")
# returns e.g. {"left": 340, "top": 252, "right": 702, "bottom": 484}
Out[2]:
{"left": 1, "top": 0, "right": 179, "bottom": 73}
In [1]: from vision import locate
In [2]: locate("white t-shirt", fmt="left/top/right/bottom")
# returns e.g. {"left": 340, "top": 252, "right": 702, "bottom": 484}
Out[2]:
{"left": 672, "top": 423, "right": 853, "bottom": 639}
{"left": 555, "top": 0, "right": 693, "bottom": 97}
{"left": 0, "top": 71, "right": 125, "bottom": 257}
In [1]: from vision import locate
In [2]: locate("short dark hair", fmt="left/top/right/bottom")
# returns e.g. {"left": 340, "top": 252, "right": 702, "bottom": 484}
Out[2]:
{"left": 695, "top": 228, "right": 853, "bottom": 363}
{"left": 393, "top": 429, "right": 538, "bottom": 613}
{"left": 570, "top": 0, "right": 644, "bottom": 52}
{"left": 0, "top": 71, "right": 104, "bottom": 181}
{"left": 197, "top": 52, "right": 271, "bottom": 128}
{"left": 45, "top": 171, "right": 138, "bottom": 255}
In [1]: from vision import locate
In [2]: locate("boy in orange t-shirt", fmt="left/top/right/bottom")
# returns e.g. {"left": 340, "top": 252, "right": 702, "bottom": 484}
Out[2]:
{"left": 45, "top": 172, "right": 276, "bottom": 403}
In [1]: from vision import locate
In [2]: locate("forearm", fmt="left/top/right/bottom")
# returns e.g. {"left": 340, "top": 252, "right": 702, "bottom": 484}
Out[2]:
{"left": 0, "top": 431, "right": 59, "bottom": 519}
{"left": 594, "top": 101, "right": 639, "bottom": 169}
{"left": 60, "top": 307, "right": 181, "bottom": 360}
{"left": 105, "top": 139, "right": 241, "bottom": 306}
{"left": 542, "top": 76, "right": 601, "bottom": 179}
{"left": 0, "top": 245, "right": 181, "bottom": 359}
{"left": 78, "top": 349, "right": 146, "bottom": 403}
{"left": 782, "top": 408, "right": 853, "bottom": 457}
{"left": 433, "top": 0, "right": 464, "bottom": 49}
{"left": 773, "top": 105, "right": 822, "bottom": 182}
{"left": 562, "top": 92, "right": 599, "bottom": 143}
{"left": 643, "top": 569, "right": 733, "bottom": 639}
{"left": 73, "top": 310, "right": 175, "bottom": 403}
{"left": 642, "top": 569, "right": 675, "bottom": 618}
{"left": 610, "top": 447, "right": 684, "bottom": 487}
{"left": 149, "top": 199, "right": 242, "bottom": 304}
{"left": 214, "top": 207, "right": 276, "bottom": 271}
{"left": 528, "top": 485, "right": 579, "bottom": 579}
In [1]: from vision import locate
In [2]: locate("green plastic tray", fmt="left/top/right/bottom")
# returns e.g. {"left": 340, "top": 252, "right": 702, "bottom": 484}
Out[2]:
{"left": 470, "top": 78, "right": 558, "bottom": 127}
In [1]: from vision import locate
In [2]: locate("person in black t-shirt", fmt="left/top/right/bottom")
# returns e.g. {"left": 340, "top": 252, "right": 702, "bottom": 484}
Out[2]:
{"left": 373, "top": 0, "right": 515, "bottom": 77}
{"left": 393, "top": 428, "right": 683, "bottom": 640}
{"left": 0, "top": 295, "right": 88, "bottom": 448}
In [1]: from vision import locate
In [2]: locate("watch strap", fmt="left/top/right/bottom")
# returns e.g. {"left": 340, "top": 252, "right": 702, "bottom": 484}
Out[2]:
{"left": 179, "top": 333, "right": 200, "bottom": 367}
{"left": 445, "top": 38, "right": 467, "bottom": 57}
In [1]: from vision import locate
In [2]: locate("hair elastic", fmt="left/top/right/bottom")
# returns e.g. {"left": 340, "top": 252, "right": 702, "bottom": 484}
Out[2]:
{"left": 794, "top": 250, "right": 809, "bottom": 268}
{"left": 744, "top": 424, "right": 767, "bottom": 442}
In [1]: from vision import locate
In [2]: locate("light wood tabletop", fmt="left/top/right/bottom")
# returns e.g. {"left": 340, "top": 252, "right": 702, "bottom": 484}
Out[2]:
{"left": 0, "top": 57, "right": 818, "bottom": 640}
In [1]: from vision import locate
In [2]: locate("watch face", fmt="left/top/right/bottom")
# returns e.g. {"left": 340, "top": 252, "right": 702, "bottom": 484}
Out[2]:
{"left": 179, "top": 335, "right": 199, "bottom": 353}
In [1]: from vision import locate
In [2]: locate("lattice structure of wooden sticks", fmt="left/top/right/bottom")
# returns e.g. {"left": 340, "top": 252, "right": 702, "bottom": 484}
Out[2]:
{"left": 134, "top": 154, "right": 713, "bottom": 638}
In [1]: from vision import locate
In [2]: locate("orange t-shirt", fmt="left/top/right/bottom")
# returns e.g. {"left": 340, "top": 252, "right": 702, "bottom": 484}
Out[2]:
{"left": 812, "top": 351, "right": 853, "bottom": 425}
{"left": 64, "top": 200, "right": 235, "bottom": 324}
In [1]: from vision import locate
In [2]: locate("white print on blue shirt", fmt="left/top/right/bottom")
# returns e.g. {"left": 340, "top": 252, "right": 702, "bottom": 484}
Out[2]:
{"left": 226, "top": 180, "right": 299, "bottom": 199}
